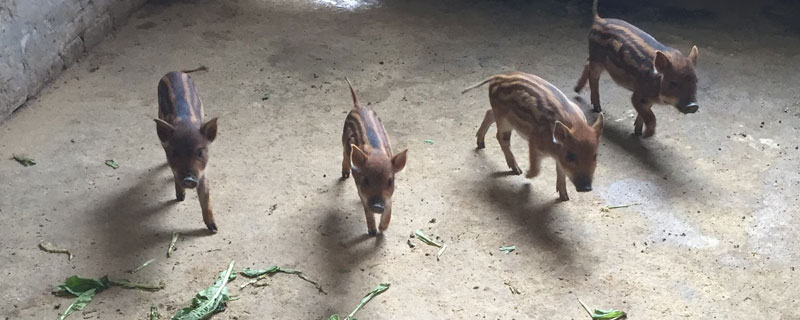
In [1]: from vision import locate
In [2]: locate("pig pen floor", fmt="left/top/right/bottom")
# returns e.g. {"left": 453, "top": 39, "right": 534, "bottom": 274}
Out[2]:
{"left": 1, "top": 0, "right": 799, "bottom": 318}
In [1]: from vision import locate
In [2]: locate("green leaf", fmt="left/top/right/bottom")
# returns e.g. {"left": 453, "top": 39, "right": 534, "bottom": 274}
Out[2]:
{"left": 130, "top": 258, "right": 156, "bottom": 273}
{"left": 578, "top": 299, "right": 627, "bottom": 320}
{"left": 423, "top": 139, "right": 434, "bottom": 145}
{"left": 54, "top": 275, "right": 110, "bottom": 296}
{"left": 499, "top": 245, "right": 515, "bottom": 254}
{"left": 262, "top": 93, "right": 270, "bottom": 101}
{"left": 109, "top": 279, "right": 166, "bottom": 291}
{"left": 167, "top": 232, "right": 180, "bottom": 258}
{"left": 104, "top": 160, "right": 119, "bottom": 169}
{"left": 241, "top": 266, "right": 279, "bottom": 278}
{"left": 171, "top": 261, "right": 236, "bottom": 320}
{"left": 328, "top": 315, "right": 340, "bottom": 320}
{"left": 345, "top": 283, "right": 390, "bottom": 320}
{"left": 12, "top": 154, "right": 36, "bottom": 166}
{"left": 414, "top": 230, "right": 443, "bottom": 247}
{"left": 58, "top": 288, "right": 96, "bottom": 320}
{"left": 150, "top": 305, "right": 161, "bottom": 320}
{"left": 240, "top": 266, "right": 326, "bottom": 294}
{"left": 38, "top": 240, "right": 73, "bottom": 260}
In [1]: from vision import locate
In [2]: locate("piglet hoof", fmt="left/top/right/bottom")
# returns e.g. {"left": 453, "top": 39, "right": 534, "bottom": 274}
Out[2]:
{"left": 510, "top": 167, "right": 523, "bottom": 175}
{"left": 558, "top": 194, "right": 570, "bottom": 201}
{"left": 592, "top": 104, "right": 602, "bottom": 113}
{"left": 176, "top": 193, "right": 185, "bottom": 202}
{"left": 341, "top": 171, "right": 350, "bottom": 179}
{"left": 368, "top": 229, "right": 378, "bottom": 236}
{"left": 206, "top": 223, "right": 218, "bottom": 233}
{"left": 476, "top": 141, "right": 486, "bottom": 149}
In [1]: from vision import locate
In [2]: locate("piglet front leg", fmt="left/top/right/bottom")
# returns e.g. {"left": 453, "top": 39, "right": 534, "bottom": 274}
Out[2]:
{"left": 198, "top": 176, "right": 217, "bottom": 233}
{"left": 364, "top": 207, "right": 377, "bottom": 236}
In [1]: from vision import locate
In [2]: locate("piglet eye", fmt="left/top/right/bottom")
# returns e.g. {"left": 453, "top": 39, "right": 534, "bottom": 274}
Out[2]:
{"left": 566, "top": 152, "right": 577, "bottom": 162}
{"left": 387, "top": 178, "right": 393, "bottom": 187}
{"left": 197, "top": 149, "right": 204, "bottom": 157}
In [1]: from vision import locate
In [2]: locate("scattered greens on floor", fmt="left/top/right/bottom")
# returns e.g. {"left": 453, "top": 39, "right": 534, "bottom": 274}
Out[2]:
{"left": 150, "top": 305, "right": 160, "bottom": 320}
{"left": 262, "top": 93, "right": 270, "bottom": 101}
{"left": 347, "top": 283, "right": 391, "bottom": 319}
{"left": 171, "top": 261, "right": 236, "bottom": 320}
{"left": 436, "top": 244, "right": 447, "bottom": 261}
{"left": 414, "top": 230, "right": 443, "bottom": 247}
{"left": 167, "top": 232, "right": 180, "bottom": 258}
{"left": 424, "top": 139, "right": 434, "bottom": 144}
{"left": 38, "top": 240, "right": 73, "bottom": 261}
{"left": 130, "top": 258, "right": 156, "bottom": 273}
{"left": 600, "top": 203, "right": 639, "bottom": 213}
{"left": 109, "top": 279, "right": 166, "bottom": 291}
{"left": 578, "top": 299, "right": 627, "bottom": 320}
{"left": 54, "top": 274, "right": 165, "bottom": 319}
{"left": 53, "top": 276, "right": 109, "bottom": 320}
{"left": 104, "top": 159, "right": 119, "bottom": 169}
{"left": 58, "top": 288, "right": 96, "bottom": 320}
{"left": 499, "top": 245, "right": 515, "bottom": 254}
{"left": 12, "top": 154, "right": 36, "bottom": 166}
{"left": 240, "top": 266, "right": 326, "bottom": 294}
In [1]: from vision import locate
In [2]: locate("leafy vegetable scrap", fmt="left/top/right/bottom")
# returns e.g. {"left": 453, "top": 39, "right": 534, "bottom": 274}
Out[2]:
{"left": 12, "top": 154, "right": 36, "bottom": 166}
{"left": 167, "top": 232, "right": 180, "bottom": 258}
{"left": 499, "top": 245, "right": 515, "bottom": 254}
{"left": 104, "top": 160, "right": 119, "bottom": 169}
{"left": 171, "top": 261, "right": 237, "bottom": 320}
{"left": 329, "top": 283, "right": 390, "bottom": 320}
{"left": 129, "top": 258, "right": 156, "bottom": 273}
{"left": 240, "top": 266, "right": 326, "bottom": 294}
{"left": 38, "top": 240, "right": 73, "bottom": 261}
{"left": 53, "top": 275, "right": 165, "bottom": 319}
{"left": 414, "top": 229, "right": 448, "bottom": 260}
{"left": 600, "top": 203, "right": 639, "bottom": 213}
{"left": 578, "top": 299, "right": 627, "bottom": 320}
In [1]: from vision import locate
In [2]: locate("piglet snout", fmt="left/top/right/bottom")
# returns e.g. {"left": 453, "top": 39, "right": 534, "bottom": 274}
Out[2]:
{"left": 368, "top": 198, "right": 385, "bottom": 214}
{"left": 681, "top": 102, "right": 699, "bottom": 114}
{"left": 183, "top": 176, "right": 199, "bottom": 189}
{"left": 574, "top": 177, "right": 593, "bottom": 192}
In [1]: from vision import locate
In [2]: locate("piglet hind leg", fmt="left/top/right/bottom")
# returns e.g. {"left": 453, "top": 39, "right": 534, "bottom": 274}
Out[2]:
{"left": 556, "top": 163, "right": 569, "bottom": 201}
{"left": 476, "top": 109, "right": 495, "bottom": 149}
{"left": 632, "top": 94, "right": 656, "bottom": 138}
{"left": 525, "top": 141, "right": 541, "bottom": 178}
{"left": 341, "top": 149, "right": 351, "bottom": 179}
{"left": 495, "top": 118, "right": 523, "bottom": 175}
{"left": 197, "top": 177, "right": 217, "bottom": 233}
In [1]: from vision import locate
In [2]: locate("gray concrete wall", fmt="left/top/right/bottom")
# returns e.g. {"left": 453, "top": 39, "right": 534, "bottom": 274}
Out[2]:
{"left": 0, "top": 0, "right": 147, "bottom": 122}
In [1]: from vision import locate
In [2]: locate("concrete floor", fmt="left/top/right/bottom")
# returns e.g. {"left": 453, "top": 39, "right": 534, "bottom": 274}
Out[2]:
{"left": 1, "top": 0, "right": 799, "bottom": 318}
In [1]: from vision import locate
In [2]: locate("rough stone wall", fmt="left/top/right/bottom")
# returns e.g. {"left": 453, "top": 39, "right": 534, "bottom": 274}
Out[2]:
{"left": 0, "top": 0, "right": 146, "bottom": 122}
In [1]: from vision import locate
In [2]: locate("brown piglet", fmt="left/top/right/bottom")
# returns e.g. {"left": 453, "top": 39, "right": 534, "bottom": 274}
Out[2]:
{"left": 155, "top": 71, "right": 219, "bottom": 233}
{"left": 341, "top": 78, "right": 408, "bottom": 236}
{"left": 463, "top": 72, "right": 604, "bottom": 201}
{"left": 575, "top": 0, "right": 700, "bottom": 137}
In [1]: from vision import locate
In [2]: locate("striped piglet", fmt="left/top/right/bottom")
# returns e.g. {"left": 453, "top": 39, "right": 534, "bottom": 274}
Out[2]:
{"left": 341, "top": 78, "right": 408, "bottom": 236}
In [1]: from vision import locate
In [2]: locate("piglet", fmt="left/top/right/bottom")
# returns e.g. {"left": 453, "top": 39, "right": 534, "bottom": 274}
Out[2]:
{"left": 575, "top": 0, "right": 700, "bottom": 137}
{"left": 463, "top": 71, "right": 604, "bottom": 201}
{"left": 341, "top": 78, "right": 408, "bottom": 236}
{"left": 154, "top": 71, "right": 219, "bottom": 233}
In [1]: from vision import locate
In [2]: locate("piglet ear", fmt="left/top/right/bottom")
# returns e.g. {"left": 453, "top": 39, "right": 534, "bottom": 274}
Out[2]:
{"left": 350, "top": 144, "right": 368, "bottom": 171}
{"left": 392, "top": 149, "right": 408, "bottom": 173}
{"left": 200, "top": 117, "right": 218, "bottom": 142}
{"left": 552, "top": 121, "right": 570, "bottom": 145}
{"left": 154, "top": 119, "right": 175, "bottom": 142}
{"left": 592, "top": 113, "right": 604, "bottom": 140}
{"left": 688, "top": 45, "right": 699, "bottom": 66}
{"left": 654, "top": 51, "right": 672, "bottom": 74}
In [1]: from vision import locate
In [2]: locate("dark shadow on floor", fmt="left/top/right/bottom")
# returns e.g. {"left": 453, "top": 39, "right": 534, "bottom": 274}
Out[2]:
{"left": 84, "top": 163, "right": 212, "bottom": 271}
